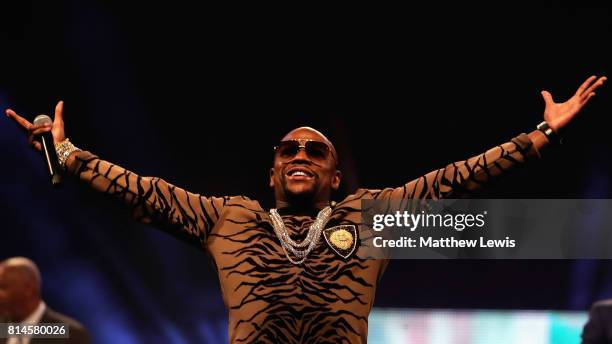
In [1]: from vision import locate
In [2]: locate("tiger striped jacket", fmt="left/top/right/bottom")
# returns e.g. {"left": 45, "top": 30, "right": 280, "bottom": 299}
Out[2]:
{"left": 66, "top": 133, "right": 541, "bottom": 343}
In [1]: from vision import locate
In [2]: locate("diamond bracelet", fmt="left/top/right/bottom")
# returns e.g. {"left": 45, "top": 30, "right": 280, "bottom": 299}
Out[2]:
{"left": 54, "top": 138, "right": 81, "bottom": 170}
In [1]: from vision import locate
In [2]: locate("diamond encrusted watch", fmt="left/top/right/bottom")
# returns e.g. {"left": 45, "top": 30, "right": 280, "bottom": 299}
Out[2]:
{"left": 54, "top": 138, "right": 81, "bottom": 170}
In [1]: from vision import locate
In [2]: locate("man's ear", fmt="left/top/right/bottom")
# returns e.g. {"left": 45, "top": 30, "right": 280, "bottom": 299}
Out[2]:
{"left": 331, "top": 170, "right": 342, "bottom": 191}
{"left": 269, "top": 168, "right": 275, "bottom": 188}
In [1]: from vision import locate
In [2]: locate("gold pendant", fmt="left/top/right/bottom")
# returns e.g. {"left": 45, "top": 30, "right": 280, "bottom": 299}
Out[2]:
{"left": 323, "top": 225, "right": 358, "bottom": 259}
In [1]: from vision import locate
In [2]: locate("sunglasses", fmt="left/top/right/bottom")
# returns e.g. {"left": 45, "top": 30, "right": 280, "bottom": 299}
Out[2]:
{"left": 274, "top": 139, "right": 336, "bottom": 164}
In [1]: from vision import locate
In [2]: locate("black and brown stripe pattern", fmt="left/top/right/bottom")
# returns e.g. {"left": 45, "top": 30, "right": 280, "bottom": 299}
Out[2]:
{"left": 67, "top": 133, "right": 539, "bottom": 343}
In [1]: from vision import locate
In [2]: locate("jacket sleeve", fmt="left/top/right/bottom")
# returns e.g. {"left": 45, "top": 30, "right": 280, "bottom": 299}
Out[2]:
{"left": 370, "top": 133, "right": 542, "bottom": 201}
{"left": 66, "top": 150, "right": 227, "bottom": 247}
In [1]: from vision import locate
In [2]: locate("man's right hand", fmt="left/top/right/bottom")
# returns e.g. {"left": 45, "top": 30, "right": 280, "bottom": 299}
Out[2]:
{"left": 5, "top": 100, "right": 66, "bottom": 151}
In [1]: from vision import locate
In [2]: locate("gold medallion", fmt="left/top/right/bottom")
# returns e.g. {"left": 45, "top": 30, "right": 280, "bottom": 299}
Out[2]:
{"left": 323, "top": 225, "right": 358, "bottom": 259}
{"left": 330, "top": 229, "right": 353, "bottom": 250}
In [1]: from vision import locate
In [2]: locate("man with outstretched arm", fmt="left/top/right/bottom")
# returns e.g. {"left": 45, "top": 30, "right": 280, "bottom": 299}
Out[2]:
{"left": 5, "top": 76, "right": 606, "bottom": 343}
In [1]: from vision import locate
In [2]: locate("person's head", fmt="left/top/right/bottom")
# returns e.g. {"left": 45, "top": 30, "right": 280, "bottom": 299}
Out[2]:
{"left": 0, "top": 257, "right": 42, "bottom": 322}
{"left": 270, "top": 127, "right": 342, "bottom": 208}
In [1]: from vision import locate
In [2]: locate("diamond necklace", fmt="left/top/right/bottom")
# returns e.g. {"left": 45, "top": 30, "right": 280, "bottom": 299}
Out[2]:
{"left": 269, "top": 206, "right": 332, "bottom": 265}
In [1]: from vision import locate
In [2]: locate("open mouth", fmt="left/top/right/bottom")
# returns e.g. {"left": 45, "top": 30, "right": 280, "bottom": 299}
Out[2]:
{"left": 286, "top": 167, "right": 315, "bottom": 180}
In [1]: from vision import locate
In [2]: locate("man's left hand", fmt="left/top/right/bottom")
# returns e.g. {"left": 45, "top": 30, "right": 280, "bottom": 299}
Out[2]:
{"left": 541, "top": 75, "right": 607, "bottom": 132}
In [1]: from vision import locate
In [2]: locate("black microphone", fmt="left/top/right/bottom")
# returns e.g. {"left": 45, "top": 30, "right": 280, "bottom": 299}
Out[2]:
{"left": 33, "top": 114, "right": 62, "bottom": 186}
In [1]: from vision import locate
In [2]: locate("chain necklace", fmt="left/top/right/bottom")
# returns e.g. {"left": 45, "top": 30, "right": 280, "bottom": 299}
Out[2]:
{"left": 269, "top": 206, "right": 332, "bottom": 265}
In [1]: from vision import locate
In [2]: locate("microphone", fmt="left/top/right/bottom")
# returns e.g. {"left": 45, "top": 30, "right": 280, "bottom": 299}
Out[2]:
{"left": 33, "top": 114, "right": 62, "bottom": 186}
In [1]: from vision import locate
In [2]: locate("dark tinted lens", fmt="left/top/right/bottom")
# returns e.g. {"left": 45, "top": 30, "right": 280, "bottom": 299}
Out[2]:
{"left": 276, "top": 141, "right": 300, "bottom": 160}
{"left": 305, "top": 141, "right": 330, "bottom": 161}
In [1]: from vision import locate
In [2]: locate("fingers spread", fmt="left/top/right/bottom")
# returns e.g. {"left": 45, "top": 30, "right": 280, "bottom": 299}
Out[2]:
{"left": 581, "top": 92, "right": 596, "bottom": 105}
{"left": 54, "top": 100, "right": 64, "bottom": 123}
{"left": 541, "top": 90, "right": 554, "bottom": 105}
{"left": 576, "top": 75, "right": 598, "bottom": 96}
{"left": 5, "top": 109, "right": 33, "bottom": 130}
{"left": 582, "top": 76, "right": 607, "bottom": 98}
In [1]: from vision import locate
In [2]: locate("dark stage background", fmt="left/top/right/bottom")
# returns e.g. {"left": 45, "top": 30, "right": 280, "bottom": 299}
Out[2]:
{"left": 1, "top": 3, "right": 611, "bottom": 343}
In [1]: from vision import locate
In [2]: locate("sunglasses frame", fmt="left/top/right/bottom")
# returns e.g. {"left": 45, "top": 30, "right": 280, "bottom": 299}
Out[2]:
{"left": 273, "top": 138, "right": 337, "bottom": 164}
